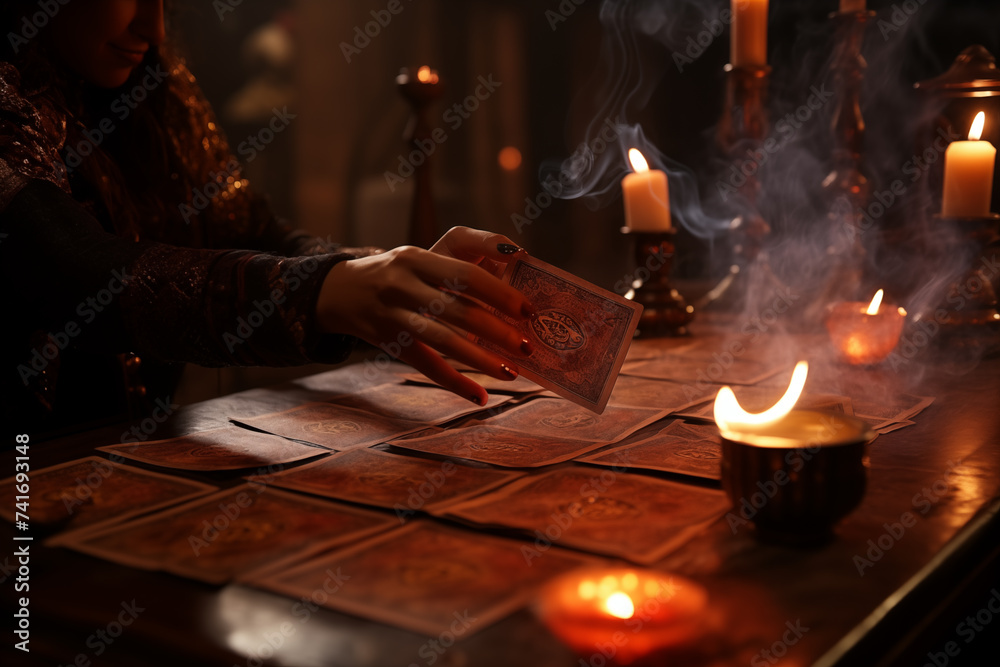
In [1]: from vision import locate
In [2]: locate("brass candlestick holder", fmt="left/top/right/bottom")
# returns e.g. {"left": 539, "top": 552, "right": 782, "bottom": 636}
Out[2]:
{"left": 701, "top": 64, "right": 774, "bottom": 312}
{"left": 396, "top": 66, "right": 444, "bottom": 249}
{"left": 933, "top": 214, "right": 1000, "bottom": 343}
{"left": 622, "top": 228, "right": 694, "bottom": 338}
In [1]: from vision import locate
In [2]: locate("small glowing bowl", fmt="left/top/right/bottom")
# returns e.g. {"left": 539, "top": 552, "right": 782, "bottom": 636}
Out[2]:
{"left": 825, "top": 301, "right": 906, "bottom": 365}
{"left": 534, "top": 567, "right": 709, "bottom": 665}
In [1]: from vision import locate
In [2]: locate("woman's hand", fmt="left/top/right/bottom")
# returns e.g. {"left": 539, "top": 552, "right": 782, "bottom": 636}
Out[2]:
{"left": 316, "top": 227, "right": 535, "bottom": 405}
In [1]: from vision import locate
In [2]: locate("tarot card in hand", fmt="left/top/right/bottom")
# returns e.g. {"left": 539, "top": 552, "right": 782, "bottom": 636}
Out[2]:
{"left": 54, "top": 484, "right": 396, "bottom": 584}
{"left": 250, "top": 448, "right": 521, "bottom": 516}
{"left": 445, "top": 466, "right": 729, "bottom": 564}
{"left": 579, "top": 420, "right": 723, "bottom": 480}
{"left": 0, "top": 456, "right": 215, "bottom": 535}
{"left": 250, "top": 520, "right": 597, "bottom": 637}
{"left": 473, "top": 255, "right": 642, "bottom": 414}
{"left": 97, "top": 426, "right": 327, "bottom": 471}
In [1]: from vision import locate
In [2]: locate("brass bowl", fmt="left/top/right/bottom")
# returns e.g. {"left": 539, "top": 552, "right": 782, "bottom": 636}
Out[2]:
{"left": 719, "top": 410, "right": 875, "bottom": 545}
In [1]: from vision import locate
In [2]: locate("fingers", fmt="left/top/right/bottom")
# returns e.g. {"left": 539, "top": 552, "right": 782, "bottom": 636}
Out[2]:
{"left": 408, "top": 315, "right": 522, "bottom": 382}
{"left": 432, "top": 226, "right": 527, "bottom": 265}
{"left": 396, "top": 341, "right": 489, "bottom": 406}
{"left": 407, "top": 250, "right": 536, "bottom": 323}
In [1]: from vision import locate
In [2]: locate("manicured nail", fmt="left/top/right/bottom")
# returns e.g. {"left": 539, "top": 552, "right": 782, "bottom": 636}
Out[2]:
{"left": 520, "top": 338, "right": 534, "bottom": 356}
{"left": 469, "top": 393, "right": 486, "bottom": 406}
{"left": 497, "top": 243, "right": 523, "bottom": 255}
{"left": 521, "top": 302, "right": 538, "bottom": 320}
{"left": 500, "top": 363, "right": 518, "bottom": 380}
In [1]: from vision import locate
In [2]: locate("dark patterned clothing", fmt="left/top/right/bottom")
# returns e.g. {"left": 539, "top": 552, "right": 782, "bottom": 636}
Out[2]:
{"left": 0, "top": 51, "right": 360, "bottom": 436}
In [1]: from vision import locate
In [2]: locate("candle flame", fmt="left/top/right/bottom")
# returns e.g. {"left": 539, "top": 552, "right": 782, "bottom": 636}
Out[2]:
{"left": 969, "top": 112, "right": 985, "bottom": 141}
{"left": 866, "top": 289, "right": 883, "bottom": 315}
{"left": 628, "top": 148, "right": 649, "bottom": 174}
{"left": 714, "top": 361, "right": 808, "bottom": 432}
{"left": 416, "top": 66, "right": 438, "bottom": 84}
{"left": 604, "top": 592, "right": 635, "bottom": 620}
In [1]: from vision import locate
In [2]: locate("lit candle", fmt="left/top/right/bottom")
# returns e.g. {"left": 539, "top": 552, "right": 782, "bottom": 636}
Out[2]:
{"left": 536, "top": 568, "right": 708, "bottom": 663}
{"left": 839, "top": 0, "right": 866, "bottom": 12}
{"left": 941, "top": 112, "right": 996, "bottom": 218}
{"left": 731, "top": 0, "right": 768, "bottom": 68}
{"left": 622, "top": 148, "right": 671, "bottom": 231}
{"left": 714, "top": 363, "right": 874, "bottom": 542}
{"left": 825, "top": 290, "right": 906, "bottom": 365}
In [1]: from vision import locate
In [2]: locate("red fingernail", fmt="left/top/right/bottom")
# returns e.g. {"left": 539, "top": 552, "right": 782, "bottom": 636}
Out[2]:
{"left": 521, "top": 302, "right": 538, "bottom": 320}
{"left": 520, "top": 338, "right": 534, "bottom": 356}
{"left": 500, "top": 363, "right": 518, "bottom": 380}
{"left": 469, "top": 393, "right": 486, "bottom": 406}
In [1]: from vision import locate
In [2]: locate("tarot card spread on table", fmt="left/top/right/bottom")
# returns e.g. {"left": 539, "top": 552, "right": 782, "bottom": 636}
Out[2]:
{"left": 445, "top": 466, "right": 729, "bottom": 564}
{"left": 0, "top": 456, "right": 216, "bottom": 535}
{"left": 250, "top": 520, "right": 596, "bottom": 637}
{"left": 473, "top": 255, "right": 642, "bottom": 414}
{"left": 249, "top": 448, "right": 521, "bottom": 515}
{"left": 54, "top": 485, "right": 395, "bottom": 584}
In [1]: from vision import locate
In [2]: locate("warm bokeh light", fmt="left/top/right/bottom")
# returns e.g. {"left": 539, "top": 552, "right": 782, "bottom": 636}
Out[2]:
{"left": 498, "top": 146, "right": 522, "bottom": 171}
{"left": 416, "top": 66, "right": 439, "bottom": 84}
{"left": 714, "top": 361, "right": 808, "bottom": 432}
{"left": 866, "top": 289, "right": 883, "bottom": 315}
{"left": 604, "top": 592, "right": 635, "bottom": 619}
{"left": 969, "top": 111, "right": 985, "bottom": 141}
{"left": 628, "top": 148, "right": 649, "bottom": 173}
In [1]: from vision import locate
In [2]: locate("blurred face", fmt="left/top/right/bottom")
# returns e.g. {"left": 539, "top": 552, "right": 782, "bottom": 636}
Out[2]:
{"left": 47, "top": 0, "right": 165, "bottom": 88}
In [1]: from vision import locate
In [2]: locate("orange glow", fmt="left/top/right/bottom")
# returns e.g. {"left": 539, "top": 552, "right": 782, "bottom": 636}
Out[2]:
{"left": 604, "top": 592, "right": 635, "bottom": 619}
{"left": 866, "top": 289, "right": 883, "bottom": 315}
{"left": 628, "top": 148, "right": 649, "bottom": 174}
{"left": 498, "top": 146, "right": 522, "bottom": 171}
{"left": 969, "top": 111, "right": 985, "bottom": 141}
{"left": 714, "top": 362, "right": 808, "bottom": 433}
{"left": 416, "top": 66, "right": 438, "bottom": 84}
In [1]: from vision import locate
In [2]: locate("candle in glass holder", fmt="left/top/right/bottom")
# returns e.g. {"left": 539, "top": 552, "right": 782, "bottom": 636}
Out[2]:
{"left": 941, "top": 112, "right": 996, "bottom": 218}
{"left": 731, "top": 0, "right": 768, "bottom": 68}
{"left": 825, "top": 289, "right": 907, "bottom": 365}
{"left": 535, "top": 567, "right": 708, "bottom": 664}
{"left": 622, "top": 148, "right": 671, "bottom": 231}
{"left": 715, "top": 362, "right": 874, "bottom": 543}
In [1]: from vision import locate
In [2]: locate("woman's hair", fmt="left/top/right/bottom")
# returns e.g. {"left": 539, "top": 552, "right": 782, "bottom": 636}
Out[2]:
{"left": 0, "top": 0, "right": 197, "bottom": 241}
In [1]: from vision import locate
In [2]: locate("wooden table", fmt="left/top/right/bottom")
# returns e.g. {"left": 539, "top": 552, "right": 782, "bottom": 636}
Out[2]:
{"left": 4, "top": 333, "right": 1000, "bottom": 667}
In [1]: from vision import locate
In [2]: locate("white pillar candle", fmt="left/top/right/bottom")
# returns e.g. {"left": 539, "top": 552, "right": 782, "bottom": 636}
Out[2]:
{"left": 731, "top": 0, "right": 768, "bottom": 68}
{"left": 942, "top": 112, "right": 996, "bottom": 218}
{"left": 622, "top": 149, "right": 671, "bottom": 232}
